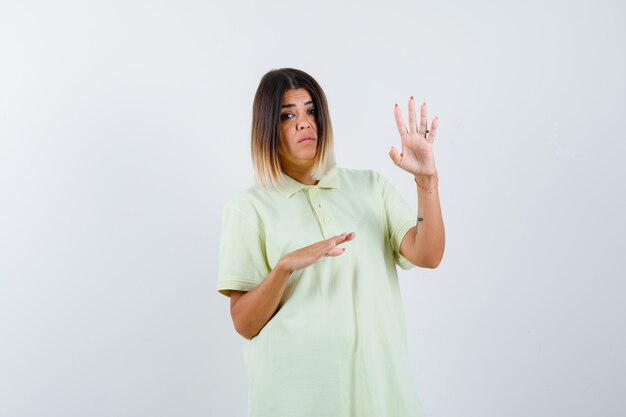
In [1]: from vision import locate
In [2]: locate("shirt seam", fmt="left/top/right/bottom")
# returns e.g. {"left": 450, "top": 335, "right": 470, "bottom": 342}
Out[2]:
{"left": 223, "top": 205, "right": 265, "bottom": 240}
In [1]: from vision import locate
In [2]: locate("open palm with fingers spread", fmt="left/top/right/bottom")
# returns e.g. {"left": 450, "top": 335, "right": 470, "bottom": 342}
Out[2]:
{"left": 389, "top": 96, "right": 438, "bottom": 177}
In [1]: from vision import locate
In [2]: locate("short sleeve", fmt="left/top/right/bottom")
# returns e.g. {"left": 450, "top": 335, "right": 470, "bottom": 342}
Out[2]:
{"left": 217, "top": 206, "right": 270, "bottom": 297}
{"left": 379, "top": 174, "right": 416, "bottom": 270}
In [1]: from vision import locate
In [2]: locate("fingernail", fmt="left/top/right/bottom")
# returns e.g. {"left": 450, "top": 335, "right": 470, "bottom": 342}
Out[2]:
{"left": 410, "top": 96, "right": 414, "bottom": 100}
{"left": 340, "top": 233, "right": 346, "bottom": 236}
{"left": 395, "top": 103, "right": 398, "bottom": 107}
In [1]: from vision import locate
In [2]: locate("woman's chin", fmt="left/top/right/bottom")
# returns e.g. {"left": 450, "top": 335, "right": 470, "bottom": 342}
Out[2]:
{"left": 296, "top": 150, "right": 317, "bottom": 163}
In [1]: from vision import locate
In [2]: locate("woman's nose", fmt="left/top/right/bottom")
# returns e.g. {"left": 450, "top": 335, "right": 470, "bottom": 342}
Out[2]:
{"left": 297, "top": 115, "right": 311, "bottom": 130}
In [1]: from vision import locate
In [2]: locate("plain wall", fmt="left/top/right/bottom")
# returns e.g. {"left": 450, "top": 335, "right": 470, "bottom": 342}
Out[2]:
{"left": 1, "top": 0, "right": 624, "bottom": 416}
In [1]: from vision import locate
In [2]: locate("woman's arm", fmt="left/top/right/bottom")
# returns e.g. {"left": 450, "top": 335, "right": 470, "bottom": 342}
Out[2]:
{"left": 228, "top": 264, "right": 291, "bottom": 340}
{"left": 399, "top": 174, "right": 445, "bottom": 268}
{"left": 229, "top": 232, "right": 356, "bottom": 340}
{"left": 389, "top": 97, "right": 445, "bottom": 268}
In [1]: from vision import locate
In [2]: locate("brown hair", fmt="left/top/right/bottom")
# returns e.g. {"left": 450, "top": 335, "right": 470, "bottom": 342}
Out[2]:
{"left": 251, "top": 68, "right": 335, "bottom": 188}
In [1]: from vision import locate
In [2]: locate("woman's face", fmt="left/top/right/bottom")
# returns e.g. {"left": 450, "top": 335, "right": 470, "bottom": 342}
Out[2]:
{"left": 278, "top": 88, "right": 318, "bottom": 169}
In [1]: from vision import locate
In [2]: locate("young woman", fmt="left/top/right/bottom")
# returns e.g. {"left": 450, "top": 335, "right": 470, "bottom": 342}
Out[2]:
{"left": 218, "top": 68, "right": 444, "bottom": 417}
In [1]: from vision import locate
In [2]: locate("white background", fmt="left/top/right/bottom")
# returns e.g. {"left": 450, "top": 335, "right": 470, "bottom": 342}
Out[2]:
{"left": 1, "top": 1, "right": 624, "bottom": 416}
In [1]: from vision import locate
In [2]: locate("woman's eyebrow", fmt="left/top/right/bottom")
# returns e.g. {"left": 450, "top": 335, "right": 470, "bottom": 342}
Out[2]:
{"left": 281, "top": 100, "right": 314, "bottom": 109}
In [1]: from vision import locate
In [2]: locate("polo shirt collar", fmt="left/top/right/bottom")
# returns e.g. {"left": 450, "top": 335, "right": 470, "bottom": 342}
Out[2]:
{"left": 276, "top": 167, "right": 340, "bottom": 198}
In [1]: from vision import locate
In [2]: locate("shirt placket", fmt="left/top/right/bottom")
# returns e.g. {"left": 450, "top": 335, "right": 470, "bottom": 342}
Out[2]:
{"left": 305, "top": 186, "right": 341, "bottom": 239}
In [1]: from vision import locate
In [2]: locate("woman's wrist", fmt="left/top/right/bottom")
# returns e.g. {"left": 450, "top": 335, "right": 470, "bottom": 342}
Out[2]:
{"left": 274, "top": 257, "right": 294, "bottom": 276}
{"left": 414, "top": 173, "right": 438, "bottom": 194}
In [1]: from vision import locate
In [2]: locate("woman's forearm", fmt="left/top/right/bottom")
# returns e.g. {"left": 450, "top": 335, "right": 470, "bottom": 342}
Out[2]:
{"left": 400, "top": 174, "right": 445, "bottom": 268}
{"left": 230, "top": 262, "right": 291, "bottom": 340}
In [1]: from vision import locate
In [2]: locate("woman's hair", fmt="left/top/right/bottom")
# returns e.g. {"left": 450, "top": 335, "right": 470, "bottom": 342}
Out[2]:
{"left": 251, "top": 68, "right": 335, "bottom": 188}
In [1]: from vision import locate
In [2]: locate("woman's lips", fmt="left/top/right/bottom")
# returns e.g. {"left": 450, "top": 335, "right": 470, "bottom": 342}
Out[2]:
{"left": 298, "top": 137, "right": 316, "bottom": 143}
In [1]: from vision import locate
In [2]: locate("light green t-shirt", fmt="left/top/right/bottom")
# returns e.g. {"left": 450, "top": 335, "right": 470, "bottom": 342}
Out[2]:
{"left": 218, "top": 167, "right": 423, "bottom": 417}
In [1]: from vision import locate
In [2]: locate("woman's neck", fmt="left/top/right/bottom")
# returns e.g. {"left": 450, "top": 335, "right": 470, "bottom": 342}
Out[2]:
{"left": 281, "top": 161, "right": 318, "bottom": 185}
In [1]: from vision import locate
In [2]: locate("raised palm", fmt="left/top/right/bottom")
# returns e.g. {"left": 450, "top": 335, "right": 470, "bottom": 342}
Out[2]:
{"left": 389, "top": 97, "right": 438, "bottom": 177}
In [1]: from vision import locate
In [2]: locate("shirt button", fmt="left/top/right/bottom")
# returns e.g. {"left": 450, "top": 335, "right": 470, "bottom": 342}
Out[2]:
{"left": 318, "top": 204, "right": 322, "bottom": 208}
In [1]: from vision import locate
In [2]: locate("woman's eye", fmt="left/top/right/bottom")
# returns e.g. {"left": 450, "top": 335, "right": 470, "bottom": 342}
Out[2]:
{"left": 280, "top": 113, "right": 294, "bottom": 121}
{"left": 307, "top": 108, "right": 317, "bottom": 115}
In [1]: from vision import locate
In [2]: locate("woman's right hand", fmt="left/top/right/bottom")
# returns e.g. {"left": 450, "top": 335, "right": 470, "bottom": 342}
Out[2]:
{"left": 277, "top": 232, "right": 356, "bottom": 274}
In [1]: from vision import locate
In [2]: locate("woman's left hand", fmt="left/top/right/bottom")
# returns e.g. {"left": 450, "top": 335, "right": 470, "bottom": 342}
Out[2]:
{"left": 389, "top": 97, "right": 438, "bottom": 177}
